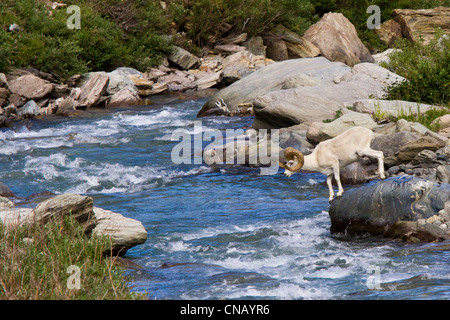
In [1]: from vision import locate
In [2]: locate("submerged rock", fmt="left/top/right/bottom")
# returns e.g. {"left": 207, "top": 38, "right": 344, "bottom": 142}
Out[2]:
{"left": 329, "top": 176, "right": 450, "bottom": 242}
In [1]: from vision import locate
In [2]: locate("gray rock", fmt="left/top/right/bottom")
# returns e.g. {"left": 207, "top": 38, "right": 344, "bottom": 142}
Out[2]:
{"left": 436, "top": 165, "right": 450, "bottom": 183}
{"left": 0, "top": 181, "right": 15, "bottom": 198}
{"left": 214, "top": 44, "right": 246, "bottom": 55}
{"left": 168, "top": 46, "right": 200, "bottom": 70}
{"left": 329, "top": 175, "right": 450, "bottom": 241}
{"left": 107, "top": 69, "right": 139, "bottom": 96}
{"left": 198, "top": 57, "right": 350, "bottom": 117}
{"left": 114, "top": 67, "right": 145, "bottom": 78}
{"left": 108, "top": 87, "right": 141, "bottom": 107}
{"left": 316, "top": 111, "right": 377, "bottom": 142}
{"left": 371, "top": 131, "right": 421, "bottom": 167}
{"left": 372, "top": 48, "right": 402, "bottom": 65}
{"left": 18, "top": 100, "right": 40, "bottom": 117}
{"left": 243, "top": 36, "right": 266, "bottom": 56}
{"left": 26, "top": 194, "right": 97, "bottom": 234}
{"left": 92, "top": 207, "right": 147, "bottom": 256}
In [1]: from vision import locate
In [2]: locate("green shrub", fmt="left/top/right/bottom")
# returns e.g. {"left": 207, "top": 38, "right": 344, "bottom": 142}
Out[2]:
{"left": 0, "top": 215, "right": 145, "bottom": 300}
{"left": 0, "top": 0, "right": 171, "bottom": 80}
{"left": 381, "top": 32, "right": 450, "bottom": 106}
{"left": 164, "top": 0, "right": 317, "bottom": 46}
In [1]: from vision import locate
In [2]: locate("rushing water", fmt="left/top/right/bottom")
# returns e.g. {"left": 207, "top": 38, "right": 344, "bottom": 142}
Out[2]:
{"left": 0, "top": 97, "right": 449, "bottom": 300}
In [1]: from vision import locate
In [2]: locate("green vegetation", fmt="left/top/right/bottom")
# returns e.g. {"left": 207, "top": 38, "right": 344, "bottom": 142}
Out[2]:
{"left": 0, "top": 0, "right": 448, "bottom": 81}
{"left": 372, "top": 102, "right": 448, "bottom": 131}
{"left": 0, "top": 215, "right": 146, "bottom": 300}
{"left": 0, "top": 0, "right": 171, "bottom": 80}
{"left": 381, "top": 32, "right": 450, "bottom": 106}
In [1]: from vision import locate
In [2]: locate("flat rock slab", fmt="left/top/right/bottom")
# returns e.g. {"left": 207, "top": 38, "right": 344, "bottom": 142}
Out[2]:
{"left": 77, "top": 72, "right": 109, "bottom": 108}
{"left": 8, "top": 74, "right": 54, "bottom": 100}
{"left": 198, "top": 57, "right": 350, "bottom": 117}
{"left": 27, "top": 193, "right": 97, "bottom": 233}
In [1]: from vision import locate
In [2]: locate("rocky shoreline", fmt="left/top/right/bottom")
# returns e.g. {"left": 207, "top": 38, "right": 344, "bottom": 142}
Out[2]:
{"left": 0, "top": 6, "right": 449, "bottom": 251}
{"left": 0, "top": 189, "right": 147, "bottom": 256}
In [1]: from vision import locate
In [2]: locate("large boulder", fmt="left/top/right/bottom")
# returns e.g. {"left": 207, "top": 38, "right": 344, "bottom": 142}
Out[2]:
{"left": 303, "top": 12, "right": 374, "bottom": 66}
{"left": 8, "top": 74, "right": 54, "bottom": 100}
{"left": 393, "top": 7, "right": 450, "bottom": 44}
{"left": 251, "top": 63, "right": 405, "bottom": 129}
{"left": 198, "top": 57, "right": 351, "bottom": 117}
{"left": 92, "top": 207, "right": 147, "bottom": 256}
{"left": 329, "top": 176, "right": 450, "bottom": 242}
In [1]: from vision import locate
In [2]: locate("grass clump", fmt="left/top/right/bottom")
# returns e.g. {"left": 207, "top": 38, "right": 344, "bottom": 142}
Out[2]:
{"left": 0, "top": 215, "right": 146, "bottom": 300}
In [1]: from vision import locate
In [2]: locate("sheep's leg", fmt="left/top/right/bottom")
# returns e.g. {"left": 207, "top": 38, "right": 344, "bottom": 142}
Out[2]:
{"left": 326, "top": 174, "right": 335, "bottom": 202}
{"left": 358, "top": 149, "right": 385, "bottom": 179}
{"left": 332, "top": 163, "right": 344, "bottom": 198}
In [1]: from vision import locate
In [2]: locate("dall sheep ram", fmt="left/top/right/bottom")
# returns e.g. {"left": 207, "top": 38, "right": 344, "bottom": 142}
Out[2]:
{"left": 280, "top": 126, "right": 385, "bottom": 202}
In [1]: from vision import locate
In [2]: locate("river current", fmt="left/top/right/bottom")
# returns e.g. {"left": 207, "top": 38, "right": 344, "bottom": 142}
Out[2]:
{"left": 0, "top": 96, "right": 448, "bottom": 300}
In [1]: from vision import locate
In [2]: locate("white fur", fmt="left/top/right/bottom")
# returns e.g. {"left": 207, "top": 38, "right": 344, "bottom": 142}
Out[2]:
{"left": 283, "top": 126, "right": 385, "bottom": 202}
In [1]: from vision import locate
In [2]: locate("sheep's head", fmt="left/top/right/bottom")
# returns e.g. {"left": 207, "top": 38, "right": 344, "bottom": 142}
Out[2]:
{"left": 279, "top": 147, "right": 304, "bottom": 173}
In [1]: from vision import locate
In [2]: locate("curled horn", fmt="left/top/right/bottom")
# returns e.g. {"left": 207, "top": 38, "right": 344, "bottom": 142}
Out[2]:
{"left": 279, "top": 147, "right": 304, "bottom": 172}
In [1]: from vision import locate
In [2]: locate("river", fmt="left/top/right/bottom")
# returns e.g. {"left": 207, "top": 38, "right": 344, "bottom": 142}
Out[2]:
{"left": 0, "top": 96, "right": 448, "bottom": 299}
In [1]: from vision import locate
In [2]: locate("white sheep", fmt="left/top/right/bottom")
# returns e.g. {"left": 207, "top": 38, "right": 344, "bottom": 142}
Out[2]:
{"left": 280, "top": 126, "right": 385, "bottom": 202}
